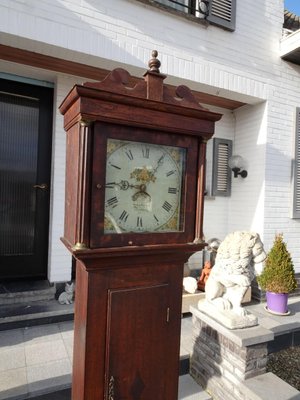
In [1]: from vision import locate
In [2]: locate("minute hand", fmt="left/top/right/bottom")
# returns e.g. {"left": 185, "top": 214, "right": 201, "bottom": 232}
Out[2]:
{"left": 152, "top": 154, "right": 165, "bottom": 175}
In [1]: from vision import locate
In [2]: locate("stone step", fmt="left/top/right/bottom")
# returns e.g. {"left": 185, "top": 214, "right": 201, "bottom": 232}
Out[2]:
{"left": 240, "top": 372, "right": 300, "bottom": 400}
{"left": 178, "top": 375, "right": 213, "bottom": 400}
{"left": 18, "top": 375, "right": 211, "bottom": 400}
{"left": 0, "top": 299, "right": 74, "bottom": 331}
{"left": 0, "top": 281, "right": 56, "bottom": 305}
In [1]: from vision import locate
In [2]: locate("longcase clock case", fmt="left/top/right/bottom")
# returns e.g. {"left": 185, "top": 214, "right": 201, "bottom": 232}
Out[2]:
{"left": 59, "top": 52, "right": 222, "bottom": 400}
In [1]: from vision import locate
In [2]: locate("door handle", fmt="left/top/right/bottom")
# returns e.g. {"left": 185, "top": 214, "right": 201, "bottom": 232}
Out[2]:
{"left": 33, "top": 183, "right": 48, "bottom": 191}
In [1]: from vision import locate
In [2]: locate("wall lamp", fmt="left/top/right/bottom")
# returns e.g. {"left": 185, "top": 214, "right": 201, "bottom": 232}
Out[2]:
{"left": 199, "top": 1, "right": 209, "bottom": 16}
{"left": 228, "top": 155, "right": 248, "bottom": 178}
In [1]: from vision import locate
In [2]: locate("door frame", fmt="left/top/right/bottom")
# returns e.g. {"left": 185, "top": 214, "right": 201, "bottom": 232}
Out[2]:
{"left": 0, "top": 78, "right": 54, "bottom": 280}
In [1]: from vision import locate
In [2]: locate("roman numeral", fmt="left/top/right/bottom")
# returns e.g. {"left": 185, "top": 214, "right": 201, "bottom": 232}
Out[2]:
{"left": 109, "top": 163, "right": 121, "bottom": 170}
{"left": 153, "top": 214, "right": 159, "bottom": 223}
{"left": 107, "top": 196, "right": 118, "bottom": 208}
{"left": 125, "top": 150, "right": 134, "bottom": 160}
{"left": 119, "top": 210, "right": 129, "bottom": 222}
{"left": 168, "top": 187, "right": 177, "bottom": 194}
{"left": 137, "top": 216, "right": 143, "bottom": 228}
{"left": 162, "top": 201, "right": 172, "bottom": 212}
{"left": 166, "top": 170, "right": 175, "bottom": 177}
{"left": 158, "top": 155, "right": 164, "bottom": 165}
{"left": 142, "top": 148, "right": 150, "bottom": 158}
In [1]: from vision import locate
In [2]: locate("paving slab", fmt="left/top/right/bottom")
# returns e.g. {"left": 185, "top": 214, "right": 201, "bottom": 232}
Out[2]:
{"left": 0, "top": 328, "right": 24, "bottom": 349}
{"left": 27, "top": 359, "right": 71, "bottom": 394}
{"left": 0, "top": 367, "right": 28, "bottom": 400}
{"left": 178, "top": 375, "right": 212, "bottom": 400}
{"left": 25, "top": 339, "right": 68, "bottom": 366}
{"left": 23, "top": 324, "right": 62, "bottom": 344}
{"left": 0, "top": 347, "right": 26, "bottom": 372}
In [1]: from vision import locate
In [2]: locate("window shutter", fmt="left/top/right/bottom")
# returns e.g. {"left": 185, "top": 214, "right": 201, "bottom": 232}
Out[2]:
{"left": 292, "top": 108, "right": 300, "bottom": 218}
{"left": 212, "top": 138, "right": 232, "bottom": 196}
{"left": 207, "top": 0, "right": 236, "bottom": 31}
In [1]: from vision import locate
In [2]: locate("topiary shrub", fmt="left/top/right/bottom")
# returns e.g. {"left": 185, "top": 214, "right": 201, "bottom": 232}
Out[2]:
{"left": 257, "top": 234, "right": 297, "bottom": 293}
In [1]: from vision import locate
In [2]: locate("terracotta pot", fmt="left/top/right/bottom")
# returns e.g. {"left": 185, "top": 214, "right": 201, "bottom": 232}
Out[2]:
{"left": 266, "top": 291, "right": 288, "bottom": 314}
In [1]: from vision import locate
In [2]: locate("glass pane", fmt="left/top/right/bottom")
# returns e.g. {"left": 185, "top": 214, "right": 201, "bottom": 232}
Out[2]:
{"left": 0, "top": 92, "right": 39, "bottom": 256}
{"left": 156, "top": 0, "right": 190, "bottom": 13}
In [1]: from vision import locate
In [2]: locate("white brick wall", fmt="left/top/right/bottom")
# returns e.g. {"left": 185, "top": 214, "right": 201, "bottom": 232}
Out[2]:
{"left": 2, "top": 0, "right": 300, "bottom": 275}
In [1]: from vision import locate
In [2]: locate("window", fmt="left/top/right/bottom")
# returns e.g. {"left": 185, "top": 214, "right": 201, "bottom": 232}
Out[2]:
{"left": 153, "top": 0, "right": 236, "bottom": 31}
{"left": 211, "top": 138, "right": 232, "bottom": 196}
{"left": 292, "top": 108, "right": 300, "bottom": 218}
{"left": 156, "top": 0, "right": 191, "bottom": 13}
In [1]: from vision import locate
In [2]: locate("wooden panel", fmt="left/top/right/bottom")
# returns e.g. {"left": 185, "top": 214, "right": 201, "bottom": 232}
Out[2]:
{"left": 0, "top": 44, "right": 245, "bottom": 110}
{"left": 106, "top": 284, "right": 171, "bottom": 399}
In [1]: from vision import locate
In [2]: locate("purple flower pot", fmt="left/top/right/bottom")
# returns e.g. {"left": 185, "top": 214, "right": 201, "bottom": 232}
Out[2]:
{"left": 266, "top": 291, "right": 288, "bottom": 314}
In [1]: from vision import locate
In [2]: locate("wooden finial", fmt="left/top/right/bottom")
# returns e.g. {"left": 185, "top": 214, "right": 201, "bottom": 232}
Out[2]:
{"left": 148, "top": 50, "right": 161, "bottom": 73}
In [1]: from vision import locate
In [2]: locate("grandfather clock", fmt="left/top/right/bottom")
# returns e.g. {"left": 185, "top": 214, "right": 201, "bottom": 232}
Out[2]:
{"left": 60, "top": 51, "right": 221, "bottom": 400}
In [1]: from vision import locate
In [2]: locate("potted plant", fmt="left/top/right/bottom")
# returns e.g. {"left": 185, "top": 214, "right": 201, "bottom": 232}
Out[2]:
{"left": 257, "top": 234, "right": 297, "bottom": 315}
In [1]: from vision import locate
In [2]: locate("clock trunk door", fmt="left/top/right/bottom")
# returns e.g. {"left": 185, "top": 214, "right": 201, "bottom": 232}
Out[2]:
{"left": 106, "top": 284, "right": 178, "bottom": 400}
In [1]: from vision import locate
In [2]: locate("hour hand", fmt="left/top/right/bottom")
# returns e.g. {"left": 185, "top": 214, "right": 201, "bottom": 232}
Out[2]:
{"left": 105, "top": 181, "right": 147, "bottom": 191}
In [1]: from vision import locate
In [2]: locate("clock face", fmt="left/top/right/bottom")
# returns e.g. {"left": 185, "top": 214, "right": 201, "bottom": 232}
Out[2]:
{"left": 104, "top": 138, "right": 186, "bottom": 234}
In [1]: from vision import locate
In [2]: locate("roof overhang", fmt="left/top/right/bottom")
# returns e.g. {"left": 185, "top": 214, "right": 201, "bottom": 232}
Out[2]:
{"left": 281, "top": 30, "right": 300, "bottom": 64}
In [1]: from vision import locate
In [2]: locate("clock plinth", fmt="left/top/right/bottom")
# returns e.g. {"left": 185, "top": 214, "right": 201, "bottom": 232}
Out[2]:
{"left": 60, "top": 51, "right": 222, "bottom": 400}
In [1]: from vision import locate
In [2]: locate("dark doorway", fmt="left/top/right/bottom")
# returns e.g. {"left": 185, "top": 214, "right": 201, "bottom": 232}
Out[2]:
{"left": 0, "top": 78, "right": 53, "bottom": 279}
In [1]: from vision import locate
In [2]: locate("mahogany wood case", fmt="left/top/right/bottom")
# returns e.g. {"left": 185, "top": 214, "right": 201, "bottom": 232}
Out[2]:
{"left": 59, "top": 51, "right": 221, "bottom": 400}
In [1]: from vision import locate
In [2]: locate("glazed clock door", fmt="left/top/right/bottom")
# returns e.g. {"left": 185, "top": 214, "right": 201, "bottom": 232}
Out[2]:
{"left": 106, "top": 284, "right": 176, "bottom": 400}
{"left": 90, "top": 122, "right": 198, "bottom": 248}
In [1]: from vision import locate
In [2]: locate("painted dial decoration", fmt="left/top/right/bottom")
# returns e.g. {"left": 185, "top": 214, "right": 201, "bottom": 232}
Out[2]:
{"left": 104, "top": 138, "right": 186, "bottom": 233}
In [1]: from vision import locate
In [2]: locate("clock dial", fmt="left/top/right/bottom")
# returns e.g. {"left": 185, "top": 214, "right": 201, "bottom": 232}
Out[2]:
{"left": 104, "top": 139, "right": 186, "bottom": 233}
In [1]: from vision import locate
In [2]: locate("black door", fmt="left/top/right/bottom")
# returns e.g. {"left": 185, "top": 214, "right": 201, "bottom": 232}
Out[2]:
{"left": 0, "top": 79, "right": 53, "bottom": 279}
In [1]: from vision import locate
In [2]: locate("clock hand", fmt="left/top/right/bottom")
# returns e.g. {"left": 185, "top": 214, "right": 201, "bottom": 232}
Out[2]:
{"left": 105, "top": 180, "right": 137, "bottom": 190}
{"left": 152, "top": 154, "right": 165, "bottom": 175}
{"left": 105, "top": 180, "right": 148, "bottom": 191}
{"left": 105, "top": 180, "right": 128, "bottom": 189}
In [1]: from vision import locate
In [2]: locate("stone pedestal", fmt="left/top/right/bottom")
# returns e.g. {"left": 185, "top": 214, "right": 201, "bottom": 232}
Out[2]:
{"left": 197, "top": 299, "right": 258, "bottom": 329}
{"left": 190, "top": 306, "right": 274, "bottom": 400}
{"left": 182, "top": 291, "right": 205, "bottom": 314}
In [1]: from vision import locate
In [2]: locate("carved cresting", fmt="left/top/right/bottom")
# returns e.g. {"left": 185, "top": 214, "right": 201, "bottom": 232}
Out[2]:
{"left": 82, "top": 50, "right": 217, "bottom": 115}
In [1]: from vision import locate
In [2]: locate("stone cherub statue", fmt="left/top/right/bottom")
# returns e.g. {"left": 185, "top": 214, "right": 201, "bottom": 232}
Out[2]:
{"left": 204, "top": 231, "right": 266, "bottom": 317}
